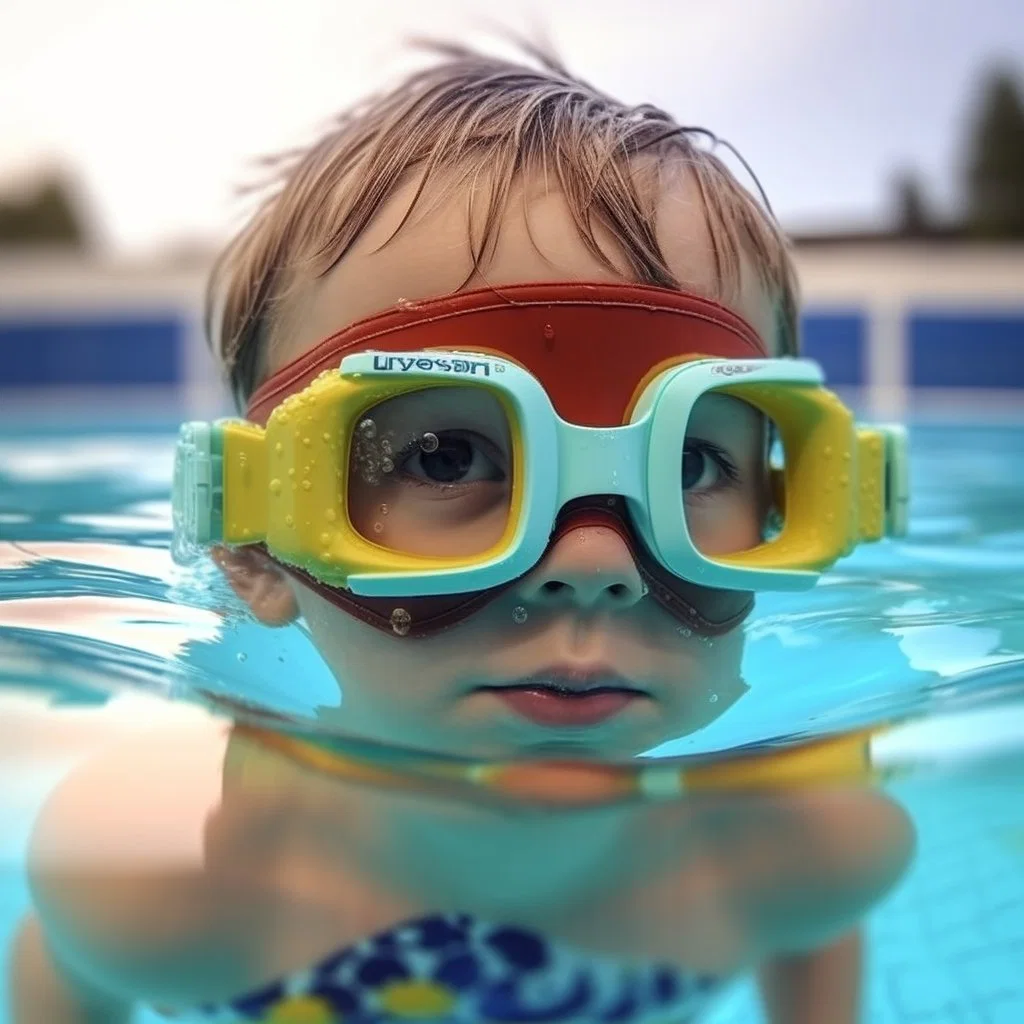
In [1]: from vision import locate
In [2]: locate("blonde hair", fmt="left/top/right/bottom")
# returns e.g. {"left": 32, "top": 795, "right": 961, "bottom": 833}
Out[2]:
{"left": 208, "top": 39, "right": 799, "bottom": 407}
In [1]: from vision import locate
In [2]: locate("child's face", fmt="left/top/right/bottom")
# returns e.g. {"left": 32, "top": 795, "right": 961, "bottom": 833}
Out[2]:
{"left": 231, "top": 168, "right": 777, "bottom": 760}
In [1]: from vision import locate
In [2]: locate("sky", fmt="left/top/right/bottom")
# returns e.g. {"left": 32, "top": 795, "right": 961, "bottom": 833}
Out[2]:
{"left": 0, "top": 0, "right": 1021, "bottom": 254}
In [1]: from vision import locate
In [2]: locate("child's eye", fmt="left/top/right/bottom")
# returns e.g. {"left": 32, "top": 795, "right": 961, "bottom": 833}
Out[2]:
{"left": 397, "top": 431, "right": 506, "bottom": 487}
{"left": 682, "top": 441, "right": 740, "bottom": 494}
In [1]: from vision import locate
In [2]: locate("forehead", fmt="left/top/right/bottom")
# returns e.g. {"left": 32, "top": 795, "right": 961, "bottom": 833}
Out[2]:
{"left": 270, "top": 165, "right": 779, "bottom": 374}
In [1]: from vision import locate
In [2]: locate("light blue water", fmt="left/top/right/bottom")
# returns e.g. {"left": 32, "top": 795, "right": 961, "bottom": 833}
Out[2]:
{"left": 1, "top": 420, "right": 1023, "bottom": 1022}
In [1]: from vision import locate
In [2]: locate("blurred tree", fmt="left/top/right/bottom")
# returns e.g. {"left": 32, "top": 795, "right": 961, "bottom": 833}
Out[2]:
{"left": 893, "top": 170, "right": 931, "bottom": 237}
{"left": 964, "top": 66, "right": 1024, "bottom": 239}
{"left": 0, "top": 173, "right": 87, "bottom": 248}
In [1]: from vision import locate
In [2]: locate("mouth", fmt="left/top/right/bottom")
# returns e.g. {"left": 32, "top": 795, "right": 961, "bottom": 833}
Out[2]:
{"left": 475, "top": 668, "right": 651, "bottom": 728}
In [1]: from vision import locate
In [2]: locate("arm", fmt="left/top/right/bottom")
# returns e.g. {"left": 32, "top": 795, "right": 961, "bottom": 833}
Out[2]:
{"left": 8, "top": 913, "right": 132, "bottom": 1024}
{"left": 757, "top": 928, "right": 863, "bottom": 1024}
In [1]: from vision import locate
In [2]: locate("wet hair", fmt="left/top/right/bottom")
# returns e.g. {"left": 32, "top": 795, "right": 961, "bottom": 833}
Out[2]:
{"left": 207, "top": 38, "right": 800, "bottom": 409}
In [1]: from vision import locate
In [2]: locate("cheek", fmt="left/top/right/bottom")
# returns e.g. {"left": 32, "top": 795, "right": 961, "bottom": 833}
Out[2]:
{"left": 292, "top": 583, "right": 474, "bottom": 698}
{"left": 687, "top": 492, "right": 764, "bottom": 556}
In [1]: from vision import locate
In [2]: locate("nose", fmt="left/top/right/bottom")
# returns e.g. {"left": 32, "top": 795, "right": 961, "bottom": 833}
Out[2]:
{"left": 516, "top": 523, "right": 647, "bottom": 611}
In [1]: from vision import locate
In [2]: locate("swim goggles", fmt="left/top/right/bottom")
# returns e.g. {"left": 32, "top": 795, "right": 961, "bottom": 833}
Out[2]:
{"left": 172, "top": 283, "right": 909, "bottom": 637}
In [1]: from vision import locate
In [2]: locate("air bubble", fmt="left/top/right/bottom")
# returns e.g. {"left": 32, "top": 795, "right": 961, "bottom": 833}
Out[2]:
{"left": 302, "top": 436, "right": 311, "bottom": 447}
{"left": 380, "top": 504, "right": 390, "bottom": 515}
{"left": 709, "top": 693, "right": 719, "bottom": 704}
{"left": 288, "top": 467, "right": 296, "bottom": 478}
{"left": 237, "top": 652, "right": 247, "bottom": 663}
{"left": 373, "top": 521, "right": 384, "bottom": 534}
{"left": 380, "top": 439, "right": 393, "bottom": 455}
{"left": 270, "top": 479, "right": 282, "bottom": 495}
{"left": 543, "top": 323, "right": 555, "bottom": 340}
{"left": 358, "top": 419, "right": 377, "bottom": 439}
{"left": 285, "top": 514, "right": 294, "bottom": 527}
{"left": 381, "top": 457, "right": 394, "bottom": 474}
{"left": 679, "top": 627, "right": 693, "bottom": 638}
{"left": 420, "top": 432, "right": 439, "bottom": 453}
{"left": 302, "top": 480, "right": 312, "bottom": 491}
{"left": 390, "top": 607, "right": 412, "bottom": 636}
{"left": 512, "top": 606, "right": 528, "bottom": 624}
{"left": 325, "top": 508, "right": 337, "bottom": 522}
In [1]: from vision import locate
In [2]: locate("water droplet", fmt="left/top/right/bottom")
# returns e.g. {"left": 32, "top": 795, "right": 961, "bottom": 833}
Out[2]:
{"left": 302, "top": 480, "right": 312, "bottom": 491}
{"left": 395, "top": 296, "right": 419, "bottom": 310}
{"left": 358, "top": 418, "right": 377, "bottom": 439}
{"left": 379, "top": 504, "right": 390, "bottom": 515}
{"left": 302, "top": 436, "right": 311, "bottom": 447}
{"left": 823, "top": 446, "right": 833, "bottom": 458}
{"left": 237, "top": 652, "right": 247, "bottom": 663}
{"left": 606, "top": 497, "right": 616, "bottom": 507}
{"left": 322, "top": 432, "right": 331, "bottom": 442}
{"left": 288, "top": 467, "right": 296, "bottom": 478}
{"left": 420, "top": 432, "right": 439, "bottom": 453}
{"left": 285, "top": 514, "right": 294, "bottom": 527}
{"left": 325, "top": 508, "right": 337, "bottom": 522}
{"left": 390, "top": 607, "right": 412, "bottom": 636}
{"left": 380, "top": 439, "right": 392, "bottom": 455}
{"left": 709, "top": 693, "right": 719, "bottom": 704}
{"left": 270, "top": 478, "right": 282, "bottom": 495}
{"left": 543, "top": 323, "right": 555, "bottom": 340}
{"left": 512, "top": 606, "right": 528, "bottom": 624}
{"left": 275, "top": 442, "right": 283, "bottom": 455}
{"left": 678, "top": 627, "right": 693, "bottom": 638}
{"left": 381, "top": 457, "right": 394, "bottom": 474}
{"left": 373, "top": 521, "right": 384, "bottom": 534}
{"left": 320, "top": 532, "right": 330, "bottom": 545}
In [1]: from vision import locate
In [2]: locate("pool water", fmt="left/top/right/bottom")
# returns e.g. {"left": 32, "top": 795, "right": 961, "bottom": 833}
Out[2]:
{"left": 1, "top": 420, "right": 1023, "bottom": 1023}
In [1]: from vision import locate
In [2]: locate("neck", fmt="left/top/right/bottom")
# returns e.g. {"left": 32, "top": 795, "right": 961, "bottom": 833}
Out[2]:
{"left": 226, "top": 723, "right": 644, "bottom": 912}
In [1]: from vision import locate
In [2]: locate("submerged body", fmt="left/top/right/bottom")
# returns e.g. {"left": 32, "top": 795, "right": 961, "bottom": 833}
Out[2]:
{"left": 15, "top": 719, "right": 909, "bottom": 1023}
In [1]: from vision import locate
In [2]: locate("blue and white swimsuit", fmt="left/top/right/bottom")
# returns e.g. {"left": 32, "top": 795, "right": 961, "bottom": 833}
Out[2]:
{"left": 157, "top": 913, "right": 726, "bottom": 1022}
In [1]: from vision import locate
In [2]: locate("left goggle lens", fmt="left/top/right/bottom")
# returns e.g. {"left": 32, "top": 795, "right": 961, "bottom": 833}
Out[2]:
{"left": 346, "top": 385, "right": 515, "bottom": 559}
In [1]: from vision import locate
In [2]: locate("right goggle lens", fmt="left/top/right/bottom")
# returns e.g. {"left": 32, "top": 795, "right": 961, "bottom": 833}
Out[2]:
{"left": 346, "top": 385, "right": 516, "bottom": 559}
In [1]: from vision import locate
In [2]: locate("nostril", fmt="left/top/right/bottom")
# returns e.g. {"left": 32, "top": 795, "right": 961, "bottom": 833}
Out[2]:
{"left": 541, "top": 580, "right": 568, "bottom": 595}
{"left": 608, "top": 583, "right": 630, "bottom": 599}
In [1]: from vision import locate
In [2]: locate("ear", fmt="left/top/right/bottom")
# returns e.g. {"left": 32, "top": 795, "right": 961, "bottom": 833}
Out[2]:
{"left": 211, "top": 546, "right": 298, "bottom": 626}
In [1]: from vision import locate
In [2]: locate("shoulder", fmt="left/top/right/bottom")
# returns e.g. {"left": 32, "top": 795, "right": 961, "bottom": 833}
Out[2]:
{"left": 725, "top": 788, "right": 916, "bottom": 954}
{"left": 26, "top": 718, "right": 258, "bottom": 1003}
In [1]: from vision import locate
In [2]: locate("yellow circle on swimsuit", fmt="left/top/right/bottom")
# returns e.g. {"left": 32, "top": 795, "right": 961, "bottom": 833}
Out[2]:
{"left": 378, "top": 979, "right": 457, "bottom": 1017}
{"left": 263, "top": 994, "right": 337, "bottom": 1023}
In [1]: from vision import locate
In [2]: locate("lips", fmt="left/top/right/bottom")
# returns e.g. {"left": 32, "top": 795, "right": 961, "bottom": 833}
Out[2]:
{"left": 478, "top": 669, "right": 649, "bottom": 727}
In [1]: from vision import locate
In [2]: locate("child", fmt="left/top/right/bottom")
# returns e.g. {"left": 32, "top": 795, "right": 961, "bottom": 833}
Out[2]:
{"left": 10, "top": 41, "right": 914, "bottom": 1024}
